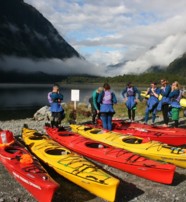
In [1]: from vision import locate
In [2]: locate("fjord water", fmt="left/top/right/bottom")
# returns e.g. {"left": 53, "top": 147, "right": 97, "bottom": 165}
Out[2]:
{"left": 0, "top": 83, "right": 128, "bottom": 109}
{"left": 0, "top": 83, "right": 132, "bottom": 120}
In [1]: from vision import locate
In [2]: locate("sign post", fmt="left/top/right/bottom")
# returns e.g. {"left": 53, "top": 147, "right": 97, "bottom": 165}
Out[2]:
{"left": 71, "top": 89, "right": 80, "bottom": 110}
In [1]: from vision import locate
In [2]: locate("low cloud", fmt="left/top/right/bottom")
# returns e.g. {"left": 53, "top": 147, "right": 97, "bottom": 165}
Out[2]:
{"left": 0, "top": 56, "right": 107, "bottom": 76}
{"left": 117, "top": 32, "right": 186, "bottom": 75}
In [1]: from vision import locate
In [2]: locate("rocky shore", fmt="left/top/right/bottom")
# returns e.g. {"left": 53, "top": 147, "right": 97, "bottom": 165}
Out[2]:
{"left": 0, "top": 118, "right": 186, "bottom": 202}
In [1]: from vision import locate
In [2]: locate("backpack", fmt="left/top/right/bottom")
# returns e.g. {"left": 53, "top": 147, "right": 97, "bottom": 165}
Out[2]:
{"left": 48, "top": 92, "right": 53, "bottom": 104}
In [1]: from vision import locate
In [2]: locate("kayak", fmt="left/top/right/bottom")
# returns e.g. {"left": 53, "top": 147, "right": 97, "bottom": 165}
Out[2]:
{"left": 70, "top": 124, "right": 186, "bottom": 168}
{"left": 0, "top": 130, "right": 59, "bottom": 202}
{"left": 180, "top": 98, "right": 186, "bottom": 108}
{"left": 45, "top": 126, "right": 175, "bottom": 184}
{"left": 96, "top": 119, "right": 186, "bottom": 146}
{"left": 140, "top": 90, "right": 186, "bottom": 107}
{"left": 111, "top": 119, "right": 186, "bottom": 146}
{"left": 22, "top": 127, "right": 119, "bottom": 202}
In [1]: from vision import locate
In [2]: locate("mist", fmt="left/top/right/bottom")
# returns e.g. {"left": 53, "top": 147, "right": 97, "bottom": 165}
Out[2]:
{"left": 0, "top": 56, "right": 107, "bottom": 76}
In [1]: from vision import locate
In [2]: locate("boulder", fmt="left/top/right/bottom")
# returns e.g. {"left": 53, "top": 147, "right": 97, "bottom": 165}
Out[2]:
{"left": 33, "top": 106, "right": 52, "bottom": 121}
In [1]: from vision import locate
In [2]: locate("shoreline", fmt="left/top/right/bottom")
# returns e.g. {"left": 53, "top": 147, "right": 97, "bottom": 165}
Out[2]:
{"left": 0, "top": 118, "right": 186, "bottom": 202}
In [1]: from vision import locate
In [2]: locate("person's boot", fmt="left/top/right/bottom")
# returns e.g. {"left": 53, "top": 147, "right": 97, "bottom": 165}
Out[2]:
{"left": 51, "top": 120, "right": 55, "bottom": 128}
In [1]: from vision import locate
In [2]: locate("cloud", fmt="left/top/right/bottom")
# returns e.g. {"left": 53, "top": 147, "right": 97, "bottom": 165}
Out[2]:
{"left": 0, "top": 56, "right": 107, "bottom": 76}
{"left": 22, "top": 0, "right": 186, "bottom": 75}
{"left": 112, "top": 32, "right": 186, "bottom": 75}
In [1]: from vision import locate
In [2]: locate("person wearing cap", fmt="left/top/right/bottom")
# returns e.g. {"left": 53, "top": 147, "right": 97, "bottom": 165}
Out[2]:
{"left": 89, "top": 87, "right": 103, "bottom": 124}
{"left": 158, "top": 79, "right": 171, "bottom": 127}
{"left": 144, "top": 82, "right": 160, "bottom": 125}
{"left": 121, "top": 82, "right": 140, "bottom": 122}
{"left": 97, "top": 83, "right": 117, "bottom": 130}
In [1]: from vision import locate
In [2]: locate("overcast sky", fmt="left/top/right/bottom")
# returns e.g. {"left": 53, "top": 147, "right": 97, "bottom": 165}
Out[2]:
{"left": 24, "top": 0, "right": 186, "bottom": 75}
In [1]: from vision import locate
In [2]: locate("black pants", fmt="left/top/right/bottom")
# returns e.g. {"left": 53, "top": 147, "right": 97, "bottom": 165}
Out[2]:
{"left": 90, "top": 101, "right": 100, "bottom": 124}
{"left": 128, "top": 109, "right": 135, "bottom": 121}
{"left": 162, "top": 104, "right": 169, "bottom": 125}
{"left": 91, "top": 108, "right": 100, "bottom": 124}
{"left": 174, "top": 120, "right": 179, "bottom": 128}
{"left": 51, "top": 111, "right": 64, "bottom": 128}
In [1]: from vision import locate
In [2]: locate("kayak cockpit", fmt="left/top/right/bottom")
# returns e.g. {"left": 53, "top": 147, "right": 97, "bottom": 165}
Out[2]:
{"left": 123, "top": 137, "right": 143, "bottom": 144}
{"left": 58, "top": 133, "right": 74, "bottom": 137}
{"left": 85, "top": 142, "right": 108, "bottom": 149}
{"left": 45, "top": 149, "right": 70, "bottom": 155}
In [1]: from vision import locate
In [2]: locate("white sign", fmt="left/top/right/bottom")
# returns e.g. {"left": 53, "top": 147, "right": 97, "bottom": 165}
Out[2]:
{"left": 71, "top": 89, "right": 80, "bottom": 101}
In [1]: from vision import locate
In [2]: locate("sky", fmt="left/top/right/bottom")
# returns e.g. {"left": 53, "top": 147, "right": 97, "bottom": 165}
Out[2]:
{"left": 21, "top": 0, "right": 186, "bottom": 76}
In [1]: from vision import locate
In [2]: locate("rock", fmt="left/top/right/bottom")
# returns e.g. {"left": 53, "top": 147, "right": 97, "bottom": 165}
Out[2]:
{"left": 33, "top": 103, "right": 67, "bottom": 121}
{"left": 33, "top": 106, "right": 51, "bottom": 121}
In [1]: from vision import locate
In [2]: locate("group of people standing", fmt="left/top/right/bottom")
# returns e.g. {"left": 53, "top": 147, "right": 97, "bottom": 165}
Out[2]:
{"left": 144, "top": 79, "right": 182, "bottom": 128}
{"left": 90, "top": 79, "right": 182, "bottom": 130}
{"left": 47, "top": 79, "right": 182, "bottom": 130}
{"left": 90, "top": 82, "right": 141, "bottom": 130}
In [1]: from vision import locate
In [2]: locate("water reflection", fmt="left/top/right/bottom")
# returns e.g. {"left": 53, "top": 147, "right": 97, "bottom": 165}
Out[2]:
{"left": 0, "top": 83, "right": 145, "bottom": 109}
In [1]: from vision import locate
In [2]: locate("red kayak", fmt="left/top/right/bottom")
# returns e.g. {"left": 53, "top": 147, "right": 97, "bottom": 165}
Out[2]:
{"left": 96, "top": 119, "right": 186, "bottom": 146}
{"left": 45, "top": 126, "right": 176, "bottom": 184}
{"left": 0, "top": 130, "right": 59, "bottom": 202}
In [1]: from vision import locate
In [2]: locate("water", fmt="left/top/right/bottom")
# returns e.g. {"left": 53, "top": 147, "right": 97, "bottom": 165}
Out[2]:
{"left": 0, "top": 83, "right": 145, "bottom": 120}
{"left": 0, "top": 83, "right": 127, "bottom": 109}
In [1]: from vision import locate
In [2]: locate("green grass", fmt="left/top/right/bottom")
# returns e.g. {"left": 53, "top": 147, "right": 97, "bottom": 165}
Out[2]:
{"left": 62, "top": 100, "right": 185, "bottom": 124}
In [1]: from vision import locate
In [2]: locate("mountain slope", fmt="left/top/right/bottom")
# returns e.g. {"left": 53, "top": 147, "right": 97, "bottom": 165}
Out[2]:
{"left": 167, "top": 53, "right": 186, "bottom": 75}
{"left": 0, "top": 0, "right": 80, "bottom": 59}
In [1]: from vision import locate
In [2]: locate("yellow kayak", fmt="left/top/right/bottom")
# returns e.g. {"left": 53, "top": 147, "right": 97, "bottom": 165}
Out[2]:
{"left": 141, "top": 91, "right": 186, "bottom": 107}
{"left": 22, "top": 127, "right": 119, "bottom": 202}
{"left": 140, "top": 90, "right": 150, "bottom": 99}
{"left": 70, "top": 125, "right": 186, "bottom": 168}
{"left": 180, "top": 98, "right": 186, "bottom": 108}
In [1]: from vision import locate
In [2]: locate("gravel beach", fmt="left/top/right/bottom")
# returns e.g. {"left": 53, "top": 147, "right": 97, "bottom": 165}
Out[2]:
{"left": 0, "top": 118, "right": 186, "bottom": 202}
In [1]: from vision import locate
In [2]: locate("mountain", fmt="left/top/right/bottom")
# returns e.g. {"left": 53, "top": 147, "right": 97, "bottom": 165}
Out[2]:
{"left": 166, "top": 53, "right": 186, "bottom": 75}
{"left": 0, "top": 0, "right": 80, "bottom": 59}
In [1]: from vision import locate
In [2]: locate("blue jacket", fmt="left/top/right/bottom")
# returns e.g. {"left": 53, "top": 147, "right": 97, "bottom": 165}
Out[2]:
{"left": 147, "top": 88, "right": 160, "bottom": 111}
{"left": 169, "top": 90, "right": 181, "bottom": 108}
{"left": 122, "top": 86, "right": 140, "bottom": 109}
{"left": 121, "top": 86, "right": 140, "bottom": 98}
{"left": 50, "top": 92, "right": 64, "bottom": 112}
{"left": 97, "top": 90, "right": 117, "bottom": 113}
{"left": 146, "top": 88, "right": 160, "bottom": 111}
{"left": 125, "top": 96, "right": 136, "bottom": 109}
{"left": 157, "top": 85, "right": 171, "bottom": 111}
{"left": 160, "top": 85, "right": 171, "bottom": 104}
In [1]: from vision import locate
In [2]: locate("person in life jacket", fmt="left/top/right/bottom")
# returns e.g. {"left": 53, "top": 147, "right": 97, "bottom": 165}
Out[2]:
{"left": 48, "top": 84, "right": 65, "bottom": 128}
{"left": 121, "top": 82, "right": 140, "bottom": 122}
{"left": 89, "top": 87, "right": 103, "bottom": 124}
{"left": 158, "top": 79, "right": 171, "bottom": 127}
{"left": 97, "top": 83, "right": 117, "bottom": 130}
{"left": 168, "top": 81, "right": 182, "bottom": 128}
{"left": 144, "top": 82, "right": 160, "bottom": 125}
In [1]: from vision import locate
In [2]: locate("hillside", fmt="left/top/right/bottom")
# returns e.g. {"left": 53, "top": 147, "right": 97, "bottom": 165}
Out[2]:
{"left": 0, "top": 0, "right": 80, "bottom": 59}
{"left": 167, "top": 53, "right": 186, "bottom": 75}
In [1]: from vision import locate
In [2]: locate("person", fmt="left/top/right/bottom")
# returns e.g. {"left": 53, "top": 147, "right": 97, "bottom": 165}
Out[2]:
{"left": 89, "top": 87, "right": 103, "bottom": 124}
{"left": 48, "top": 84, "right": 65, "bottom": 128}
{"left": 97, "top": 83, "right": 117, "bottom": 130}
{"left": 169, "top": 81, "right": 182, "bottom": 128}
{"left": 158, "top": 79, "right": 171, "bottom": 127}
{"left": 121, "top": 82, "right": 140, "bottom": 122}
{"left": 144, "top": 82, "right": 160, "bottom": 125}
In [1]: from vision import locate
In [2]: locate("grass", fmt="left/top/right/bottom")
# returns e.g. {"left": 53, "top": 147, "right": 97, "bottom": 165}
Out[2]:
{"left": 62, "top": 100, "right": 186, "bottom": 124}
